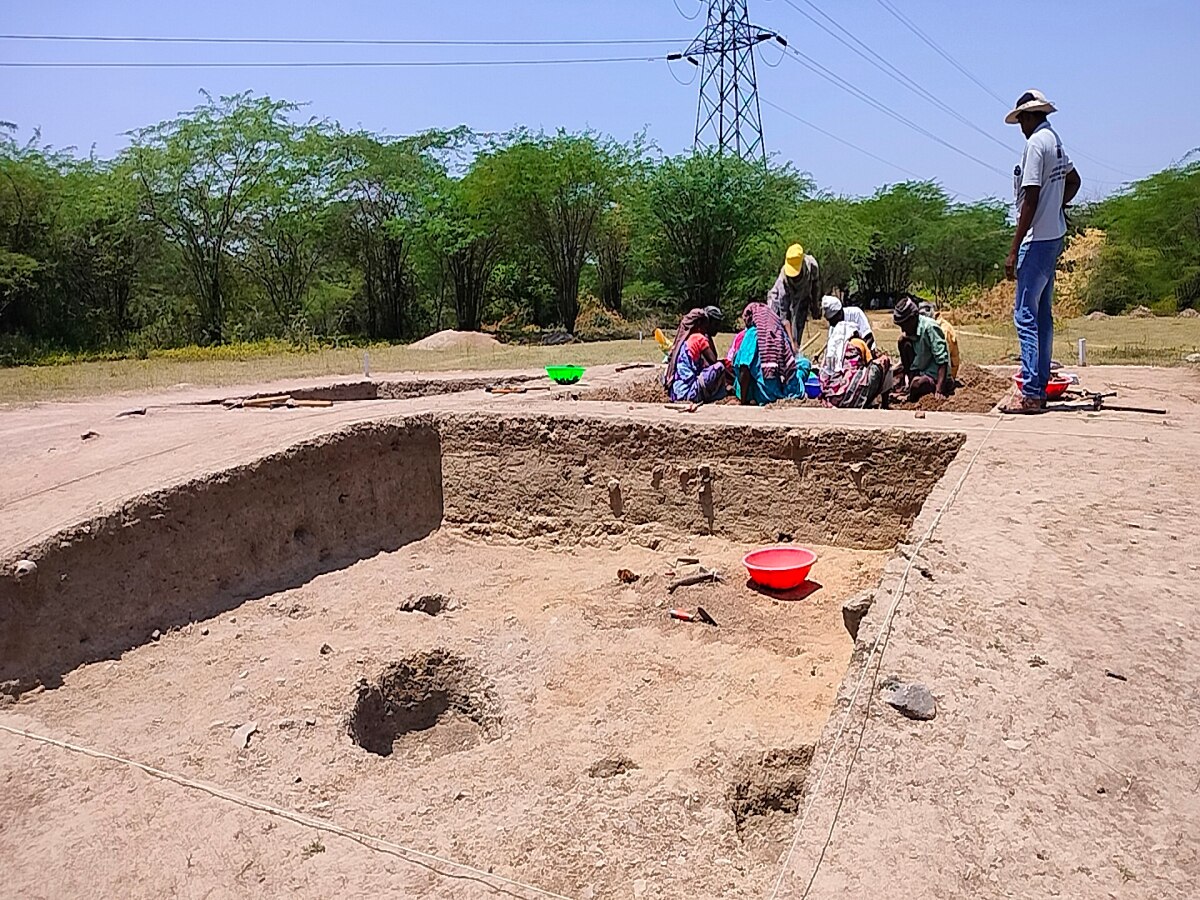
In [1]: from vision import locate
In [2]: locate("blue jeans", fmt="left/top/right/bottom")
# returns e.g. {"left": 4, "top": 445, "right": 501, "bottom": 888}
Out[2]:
{"left": 1014, "top": 237, "right": 1064, "bottom": 398}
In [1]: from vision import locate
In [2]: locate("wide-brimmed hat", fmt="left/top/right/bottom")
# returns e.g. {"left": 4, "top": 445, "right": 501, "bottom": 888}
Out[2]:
{"left": 1005, "top": 89, "right": 1057, "bottom": 125}
{"left": 783, "top": 244, "right": 806, "bottom": 278}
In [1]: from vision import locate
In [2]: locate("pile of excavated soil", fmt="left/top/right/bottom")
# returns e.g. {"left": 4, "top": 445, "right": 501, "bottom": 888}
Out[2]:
{"left": 565, "top": 377, "right": 668, "bottom": 404}
{"left": 1127, "top": 306, "right": 1155, "bottom": 319}
{"left": 1178, "top": 308, "right": 1200, "bottom": 319}
{"left": 901, "top": 363, "right": 1011, "bottom": 413}
{"left": 1086, "top": 311, "right": 1110, "bottom": 320}
{"left": 410, "top": 329, "right": 503, "bottom": 351}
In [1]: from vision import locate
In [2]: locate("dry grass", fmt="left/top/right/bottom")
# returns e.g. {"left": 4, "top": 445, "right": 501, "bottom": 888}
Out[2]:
{"left": 2, "top": 315, "right": 1198, "bottom": 404}
{"left": 0, "top": 340, "right": 664, "bottom": 404}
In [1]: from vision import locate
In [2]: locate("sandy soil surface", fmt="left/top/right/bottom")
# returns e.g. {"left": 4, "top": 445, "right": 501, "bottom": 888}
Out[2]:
{"left": 1, "top": 532, "right": 883, "bottom": 899}
{"left": 2, "top": 363, "right": 1200, "bottom": 899}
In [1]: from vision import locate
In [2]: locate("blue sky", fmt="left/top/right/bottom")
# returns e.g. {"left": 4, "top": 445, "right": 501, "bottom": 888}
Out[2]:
{"left": 3, "top": 0, "right": 1197, "bottom": 202}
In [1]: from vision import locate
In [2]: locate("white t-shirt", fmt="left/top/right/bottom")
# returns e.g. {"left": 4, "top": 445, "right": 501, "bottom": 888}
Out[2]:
{"left": 842, "top": 306, "right": 873, "bottom": 342}
{"left": 1014, "top": 122, "right": 1074, "bottom": 244}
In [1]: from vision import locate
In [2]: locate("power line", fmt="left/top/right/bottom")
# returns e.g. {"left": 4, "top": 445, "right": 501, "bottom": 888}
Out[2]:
{"left": 775, "top": 0, "right": 1015, "bottom": 157}
{"left": 776, "top": 44, "right": 1009, "bottom": 178}
{"left": 0, "top": 33, "right": 685, "bottom": 47}
{"left": 868, "top": 0, "right": 1140, "bottom": 179}
{"left": 870, "top": 0, "right": 1008, "bottom": 106}
{"left": 761, "top": 97, "right": 923, "bottom": 181}
{"left": 0, "top": 56, "right": 663, "bottom": 69}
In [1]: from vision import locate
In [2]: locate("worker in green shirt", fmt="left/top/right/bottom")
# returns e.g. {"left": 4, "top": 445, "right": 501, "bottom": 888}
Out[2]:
{"left": 892, "top": 296, "right": 954, "bottom": 402}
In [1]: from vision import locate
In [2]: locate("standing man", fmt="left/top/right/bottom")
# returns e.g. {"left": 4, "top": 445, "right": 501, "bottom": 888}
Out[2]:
{"left": 767, "top": 243, "right": 821, "bottom": 353}
{"left": 1005, "top": 89, "right": 1082, "bottom": 411}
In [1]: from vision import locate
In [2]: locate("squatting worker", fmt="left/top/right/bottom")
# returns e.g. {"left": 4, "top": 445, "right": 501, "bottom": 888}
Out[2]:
{"left": 892, "top": 297, "right": 953, "bottom": 402}
{"left": 821, "top": 295, "right": 875, "bottom": 351}
{"left": 918, "top": 300, "right": 960, "bottom": 379}
{"left": 767, "top": 243, "right": 821, "bottom": 353}
{"left": 1005, "top": 89, "right": 1082, "bottom": 412}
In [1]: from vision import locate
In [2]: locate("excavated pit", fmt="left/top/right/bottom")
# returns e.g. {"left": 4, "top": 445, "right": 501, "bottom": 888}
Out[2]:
{"left": 0, "top": 413, "right": 962, "bottom": 693}
{"left": 0, "top": 408, "right": 968, "bottom": 896}
{"left": 346, "top": 650, "right": 500, "bottom": 758}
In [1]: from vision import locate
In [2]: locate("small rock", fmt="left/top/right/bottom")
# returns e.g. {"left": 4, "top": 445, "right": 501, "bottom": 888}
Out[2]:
{"left": 319, "top": 643, "right": 333, "bottom": 656}
{"left": 230, "top": 685, "right": 246, "bottom": 697}
{"left": 1185, "top": 352, "right": 1200, "bottom": 364}
{"left": 617, "top": 569, "right": 640, "bottom": 584}
{"left": 239, "top": 670, "right": 248, "bottom": 679}
{"left": 841, "top": 590, "right": 874, "bottom": 640}
{"left": 13, "top": 559, "right": 38, "bottom": 582}
{"left": 80, "top": 430, "right": 100, "bottom": 441}
{"left": 1097, "top": 786, "right": 1106, "bottom": 794}
{"left": 275, "top": 718, "right": 296, "bottom": 730}
{"left": 304, "top": 717, "right": 317, "bottom": 727}
{"left": 200, "top": 627, "right": 209, "bottom": 636}
{"left": 914, "top": 410, "right": 926, "bottom": 419}
{"left": 633, "top": 878, "right": 648, "bottom": 897}
{"left": 879, "top": 677, "right": 937, "bottom": 720}
{"left": 150, "top": 630, "right": 161, "bottom": 642}
{"left": 232, "top": 722, "right": 257, "bottom": 749}
{"left": 294, "top": 775, "right": 303, "bottom": 784}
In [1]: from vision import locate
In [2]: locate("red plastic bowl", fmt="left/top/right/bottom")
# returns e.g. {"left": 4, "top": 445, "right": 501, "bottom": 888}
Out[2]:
{"left": 1013, "top": 373, "right": 1070, "bottom": 400}
{"left": 742, "top": 546, "right": 818, "bottom": 591}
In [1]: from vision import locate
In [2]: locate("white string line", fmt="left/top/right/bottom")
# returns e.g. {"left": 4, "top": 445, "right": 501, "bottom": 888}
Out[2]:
{"left": 0, "top": 723, "right": 574, "bottom": 900}
{"left": 767, "top": 414, "right": 1004, "bottom": 900}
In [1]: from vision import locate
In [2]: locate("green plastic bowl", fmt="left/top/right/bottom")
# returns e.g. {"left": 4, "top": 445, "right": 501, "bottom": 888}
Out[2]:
{"left": 546, "top": 365, "right": 586, "bottom": 385}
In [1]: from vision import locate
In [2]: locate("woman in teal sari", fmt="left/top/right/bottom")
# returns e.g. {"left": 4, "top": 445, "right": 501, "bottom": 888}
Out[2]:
{"left": 728, "top": 302, "right": 811, "bottom": 405}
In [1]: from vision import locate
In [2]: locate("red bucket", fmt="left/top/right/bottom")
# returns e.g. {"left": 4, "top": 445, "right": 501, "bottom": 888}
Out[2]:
{"left": 742, "top": 546, "right": 818, "bottom": 591}
{"left": 1014, "top": 373, "right": 1071, "bottom": 400}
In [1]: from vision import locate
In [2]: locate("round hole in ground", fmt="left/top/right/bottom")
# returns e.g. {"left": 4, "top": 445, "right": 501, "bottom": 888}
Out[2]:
{"left": 346, "top": 649, "right": 500, "bottom": 759}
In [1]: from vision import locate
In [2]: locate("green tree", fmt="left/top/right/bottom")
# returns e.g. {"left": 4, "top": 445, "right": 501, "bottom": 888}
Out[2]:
{"left": 643, "top": 151, "right": 805, "bottom": 310}
{"left": 594, "top": 202, "right": 632, "bottom": 314}
{"left": 914, "top": 200, "right": 1009, "bottom": 301}
{"left": 328, "top": 129, "right": 446, "bottom": 339}
{"left": 860, "top": 181, "right": 952, "bottom": 299}
{"left": 474, "top": 131, "right": 632, "bottom": 332}
{"left": 126, "top": 92, "right": 302, "bottom": 343}
{"left": 1089, "top": 157, "right": 1200, "bottom": 309}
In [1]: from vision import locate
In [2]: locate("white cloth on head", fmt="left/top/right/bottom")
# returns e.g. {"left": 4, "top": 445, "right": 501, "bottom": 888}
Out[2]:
{"left": 821, "top": 320, "right": 859, "bottom": 378}
{"left": 821, "top": 295, "right": 843, "bottom": 320}
{"left": 842, "top": 306, "right": 874, "bottom": 343}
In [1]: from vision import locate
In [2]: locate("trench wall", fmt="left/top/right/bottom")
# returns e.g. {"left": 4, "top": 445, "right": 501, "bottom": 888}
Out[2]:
{"left": 439, "top": 416, "right": 964, "bottom": 550}
{"left": 0, "top": 419, "right": 443, "bottom": 689}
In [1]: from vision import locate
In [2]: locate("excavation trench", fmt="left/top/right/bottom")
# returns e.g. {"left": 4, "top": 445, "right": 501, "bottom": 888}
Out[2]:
{"left": 0, "top": 409, "right": 965, "bottom": 891}
{"left": 0, "top": 413, "right": 962, "bottom": 694}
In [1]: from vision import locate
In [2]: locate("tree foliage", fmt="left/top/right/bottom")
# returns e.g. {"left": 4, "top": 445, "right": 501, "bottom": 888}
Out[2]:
{"left": 20, "top": 91, "right": 1192, "bottom": 362}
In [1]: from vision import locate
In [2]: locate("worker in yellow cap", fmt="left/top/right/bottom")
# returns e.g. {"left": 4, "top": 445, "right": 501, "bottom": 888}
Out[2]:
{"left": 766, "top": 243, "right": 822, "bottom": 351}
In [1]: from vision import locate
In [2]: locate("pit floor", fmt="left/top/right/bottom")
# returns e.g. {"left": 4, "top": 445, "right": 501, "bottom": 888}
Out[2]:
{"left": 2, "top": 530, "right": 884, "bottom": 899}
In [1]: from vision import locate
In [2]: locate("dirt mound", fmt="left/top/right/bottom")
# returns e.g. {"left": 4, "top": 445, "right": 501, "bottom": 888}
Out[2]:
{"left": 346, "top": 650, "right": 500, "bottom": 758}
{"left": 1086, "top": 311, "right": 1110, "bottom": 321}
{"left": 1178, "top": 308, "right": 1200, "bottom": 319}
{"left": 946, "top": 228, "right": 1104, "bottom": 323}
{"left": 1127, "top": 306, "right": 1155, "bottom": 318}
{"left": 410, "top": 330, "right": 502, "bottom": 351}
{"left": 898, "top": 363, "right": 1010, "bottom": 414}
{"left": 563, "top": 376, "right": 668, "bottom": 404}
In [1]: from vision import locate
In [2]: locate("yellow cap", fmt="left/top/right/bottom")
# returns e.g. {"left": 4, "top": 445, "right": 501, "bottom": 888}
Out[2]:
{"left": 783, "top": 244, "right": 805, "bottom": 278}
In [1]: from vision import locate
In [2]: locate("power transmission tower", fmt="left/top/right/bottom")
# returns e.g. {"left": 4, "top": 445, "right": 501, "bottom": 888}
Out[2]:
{"left": 672, "top": 2, "right": 777, "bottom": 162}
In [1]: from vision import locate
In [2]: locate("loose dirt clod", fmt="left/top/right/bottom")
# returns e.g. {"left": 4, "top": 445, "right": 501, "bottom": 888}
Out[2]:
{"left": 346, "top": 650, "right": 500, "bottom": 758}
{"left": 727, "top": 747, "right": 815, "bottom": 847}
{"left": 587, "top": 754, "right": 639, "bottom": 779}
{"left": 398, "top": 593, "right": 451, "bottom": 616}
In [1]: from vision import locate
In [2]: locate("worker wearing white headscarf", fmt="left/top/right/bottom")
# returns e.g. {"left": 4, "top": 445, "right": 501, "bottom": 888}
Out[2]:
{"left": 820, "top": 295, "right": 875, "bottom": 350}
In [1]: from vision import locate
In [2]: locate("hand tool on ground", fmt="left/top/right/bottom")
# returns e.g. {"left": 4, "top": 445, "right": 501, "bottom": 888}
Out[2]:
{"left": 615, "top": 362, "right": 657, "bottom": 373}
{"left": 668, "top": 567, "right": 721, "bottom": 592}
{"left": 668, "top": 606, "right": 719, "bottom": 626}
